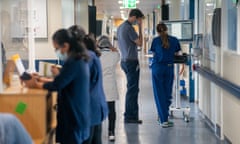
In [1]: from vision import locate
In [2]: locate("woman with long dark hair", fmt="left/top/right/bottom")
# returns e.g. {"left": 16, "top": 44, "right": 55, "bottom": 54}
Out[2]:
{"left": 24, "top": 28, "right": 91, "bottom": 143}
{"left": 69, "top": 25, "right": 108, "bottom": 144}
{"left": 150, "top": 22, "right": 182, "bottom": 128}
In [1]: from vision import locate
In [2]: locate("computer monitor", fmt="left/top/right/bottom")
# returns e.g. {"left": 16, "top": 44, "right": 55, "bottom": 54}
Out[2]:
{"left": 163, "top": 20, "right": 193, "bottom": 42}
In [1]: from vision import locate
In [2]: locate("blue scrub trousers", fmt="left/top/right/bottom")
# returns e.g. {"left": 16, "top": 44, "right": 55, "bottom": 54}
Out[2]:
{"left": 151, "top": 63, "right": 174, "bottom": 123}
{"left": 120, "top": 60, "right": 140, "bottom": 120}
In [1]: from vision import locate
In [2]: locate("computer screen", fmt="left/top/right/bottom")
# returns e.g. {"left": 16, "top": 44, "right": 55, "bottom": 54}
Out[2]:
{"left": 164, "top": 20, "right": 193, "bottom": 42}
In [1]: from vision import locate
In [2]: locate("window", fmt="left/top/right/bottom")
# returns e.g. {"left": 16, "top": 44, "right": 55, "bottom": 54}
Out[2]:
{"left": 227, "top": 1, "right": 237, "bottom": 51}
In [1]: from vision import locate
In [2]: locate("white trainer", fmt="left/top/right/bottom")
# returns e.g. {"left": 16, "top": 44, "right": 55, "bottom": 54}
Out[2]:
{"left": 109, "top": 135, "right": 115, "bottom": 141}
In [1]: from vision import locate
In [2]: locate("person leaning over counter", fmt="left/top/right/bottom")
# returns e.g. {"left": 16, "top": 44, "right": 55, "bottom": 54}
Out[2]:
{"left": 23, "top": 28, "right": 91, "bottom": 144}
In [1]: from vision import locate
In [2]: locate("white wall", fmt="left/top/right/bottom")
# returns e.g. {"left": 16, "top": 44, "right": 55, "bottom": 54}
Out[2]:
{"left": 35, "top": 0, "right": 62, "bottom": 59}
{"left": 197, "top": 0, "right": 240, "bottom": 143}
{"left": 35, "top": 0, "right": 89, "bottom": 59}
{"left": 62, "top": 0, "right": 75, "bottom": 28}
{"left": 222, "top": 52, "right": 240, "bottom": 143}
{"left": 75, "top": 0, "right": 89, "bottom": 34}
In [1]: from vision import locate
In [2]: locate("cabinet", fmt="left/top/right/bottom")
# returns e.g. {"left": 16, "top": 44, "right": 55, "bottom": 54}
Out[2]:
{"left": 0, "top": 87, "right": 57, "bottom": 143}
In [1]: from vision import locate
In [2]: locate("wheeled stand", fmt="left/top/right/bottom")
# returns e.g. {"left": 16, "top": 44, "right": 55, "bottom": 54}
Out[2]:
{"left": 169, "top": 55, "right": 190, "bottom": 122}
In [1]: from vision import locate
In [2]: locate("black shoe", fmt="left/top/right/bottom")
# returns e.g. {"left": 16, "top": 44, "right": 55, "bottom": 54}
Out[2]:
{"left": 124, "top": 119, "right": 142, "bottom": 124}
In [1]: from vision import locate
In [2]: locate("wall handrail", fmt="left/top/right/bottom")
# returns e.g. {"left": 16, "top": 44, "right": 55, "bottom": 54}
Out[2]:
{"left": 195, "top": 65, "right": 240, "bottom": 99}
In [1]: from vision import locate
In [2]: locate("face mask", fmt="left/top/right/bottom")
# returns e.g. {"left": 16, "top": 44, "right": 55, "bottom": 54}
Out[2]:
{"left": 133, "top": 20, "right": 138, "bottom": 25}
{"left": 55, "top": 49, "right": 68, "bottom": 61}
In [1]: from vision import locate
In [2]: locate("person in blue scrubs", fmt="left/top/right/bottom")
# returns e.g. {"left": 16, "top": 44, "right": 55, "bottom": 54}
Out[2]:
{"left": 68, "top": 25, "right": 108, "bottom": 144}
{"left": 150, "top": 22, "right": 182, "bottom": 128}
{"left": 24, "top": 29, "right": 91, "bottom": 143}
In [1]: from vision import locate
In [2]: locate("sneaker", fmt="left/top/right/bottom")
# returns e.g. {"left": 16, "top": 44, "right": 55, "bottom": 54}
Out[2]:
{"left": 161, "top": 121, "right": 174, "bottom": 128}
{"left": 108, "top": 135, "right": 115, "bottom": 141}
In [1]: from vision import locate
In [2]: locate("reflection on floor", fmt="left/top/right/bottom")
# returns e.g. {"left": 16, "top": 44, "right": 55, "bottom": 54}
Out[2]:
{"left": 101, "top": 52, "right": 223, "bottom": 144}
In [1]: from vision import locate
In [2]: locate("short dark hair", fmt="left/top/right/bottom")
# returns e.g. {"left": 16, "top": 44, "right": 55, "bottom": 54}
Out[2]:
{"left": 129, "top": 8, "right": 144, "bottom": 18}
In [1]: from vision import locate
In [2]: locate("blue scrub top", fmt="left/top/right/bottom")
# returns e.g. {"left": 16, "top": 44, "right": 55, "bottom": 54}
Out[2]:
{"left": 150, "top": 35, "right": 181, "bottom": 64}
{"left": 88, "top": 50, "right": 108, "bottom": 126}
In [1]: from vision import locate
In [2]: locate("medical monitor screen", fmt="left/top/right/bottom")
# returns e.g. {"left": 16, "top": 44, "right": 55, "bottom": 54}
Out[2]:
{"left": 164, "top": 20, "right": 193, "bottom": 42}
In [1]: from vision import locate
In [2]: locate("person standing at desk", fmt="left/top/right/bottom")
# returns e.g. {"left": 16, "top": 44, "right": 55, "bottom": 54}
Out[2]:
{"left": 24, "top": 29, "right": 91, "bottom": 144}
{"left": 117, "top": 8, "right": 144, "bottom": 124}
{"left": 150, "top": 22, "right": 182, "bottom": 128}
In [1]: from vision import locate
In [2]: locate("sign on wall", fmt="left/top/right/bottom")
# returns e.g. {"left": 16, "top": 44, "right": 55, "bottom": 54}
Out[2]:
{"left": 11, "top": 0, "right": 47, "bottom": 38}
{"left": 123, "top": 0, "right": 136, "bottom": 8}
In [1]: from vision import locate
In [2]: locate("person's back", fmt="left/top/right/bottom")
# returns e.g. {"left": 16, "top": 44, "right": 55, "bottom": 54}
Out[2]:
{"left": 151, "top": 35, "right": 180, "bottom": 64}
{"left": 0, "top": 113, "right": 33, "bottom": 144}
{"left": 87, "top": 50, "right": 108, "bottom": 125}
{"left": 68, "top": 25, "right": 108, "bottom": 144}
{"left": 150, "top": 22, "right": 182, "bottom": 128}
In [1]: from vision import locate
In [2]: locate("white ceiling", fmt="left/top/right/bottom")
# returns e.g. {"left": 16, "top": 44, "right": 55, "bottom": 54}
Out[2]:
{"left": 95, "top": 0, "right": 162, "bottom": 19}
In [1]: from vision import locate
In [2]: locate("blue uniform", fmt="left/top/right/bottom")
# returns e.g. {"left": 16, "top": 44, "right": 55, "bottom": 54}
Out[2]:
{"left": 88, "top": 50, "right": 108, "bottom": 126}
{"left": 43, "top": 57, "right": 90, "bottom": 144}
{"left": 83, "top": 51, "right": 108, "bottom": 144}
{"left": 150, "top": 35, "right": 181, "bottom": 123}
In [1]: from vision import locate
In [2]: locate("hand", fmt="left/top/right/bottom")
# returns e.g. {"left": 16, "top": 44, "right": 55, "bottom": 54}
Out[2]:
{"left": 179, "top": 64, "right": 185, "bottom": 75}
{"left": 51, "top": 65, "right": 60, "bottom": 77}
{"left": 22, "top": 77, "right": 37, "bottom": 88}
{"left": 111, "top": 47, "right": 118, "bottom": 52}
{"left": 137, "top": 18, "right": 142, "bottom": 27}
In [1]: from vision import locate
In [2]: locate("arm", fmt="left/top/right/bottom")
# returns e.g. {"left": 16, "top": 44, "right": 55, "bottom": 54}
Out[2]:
{"left": 179, "top": 64, "right": 185, "bottom": 76}
{"left": 134, "top": 19, "right": 143, "bottom": 47}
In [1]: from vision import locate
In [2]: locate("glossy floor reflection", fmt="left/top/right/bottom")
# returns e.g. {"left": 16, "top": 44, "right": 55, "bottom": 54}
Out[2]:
{"left": 101, "top": 52, "right": 223, "bottom": 144}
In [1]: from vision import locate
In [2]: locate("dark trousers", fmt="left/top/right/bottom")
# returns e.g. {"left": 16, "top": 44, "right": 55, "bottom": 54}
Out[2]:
{"left": 120, "top": 60, "right": 140, "bottom": 120}
{"left": 151, "top": 63, "right": 174, "bottom": 123}
{"left": 107, "top": 101, "right": 116, "bottom": 134}
{"left": 82, "top": 124, "right": 102, "bottom": 144}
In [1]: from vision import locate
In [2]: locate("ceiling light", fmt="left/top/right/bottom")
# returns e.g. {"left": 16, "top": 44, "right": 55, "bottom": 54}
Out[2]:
{"left": 118, "top": 0, "right": 123, "bottom": 4}
{"left": 206, "top": 3, "right": 214, "bottom": 7}
{"left": 120, "top": 10, "right": 124, "bottom": 13}
{"left": 120, "top": 6, "right": 124, "bottom": 9}
{"left": 136, "top": 0, "right": 140, "bottom": 4}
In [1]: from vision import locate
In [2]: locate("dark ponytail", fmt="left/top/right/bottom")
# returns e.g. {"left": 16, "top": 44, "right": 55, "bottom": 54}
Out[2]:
{"left": 68, "top": 25, "right": 101, "bottom": 57}
{"left": 52, "top": 28, "right": 89, "bottom": 61}
{"left": 157, "top": 22, "right": 169, "bottom": 49}
{"left": 83, "top": 34, "right": 101, "bottom": 57}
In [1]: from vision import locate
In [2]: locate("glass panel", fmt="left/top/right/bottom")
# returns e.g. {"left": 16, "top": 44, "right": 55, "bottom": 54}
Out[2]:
{"left": 1, "top": 0, "right": 30, "bottom": 91}
{"left": 227, "top": 1, "right": 237, "bottom": 51}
